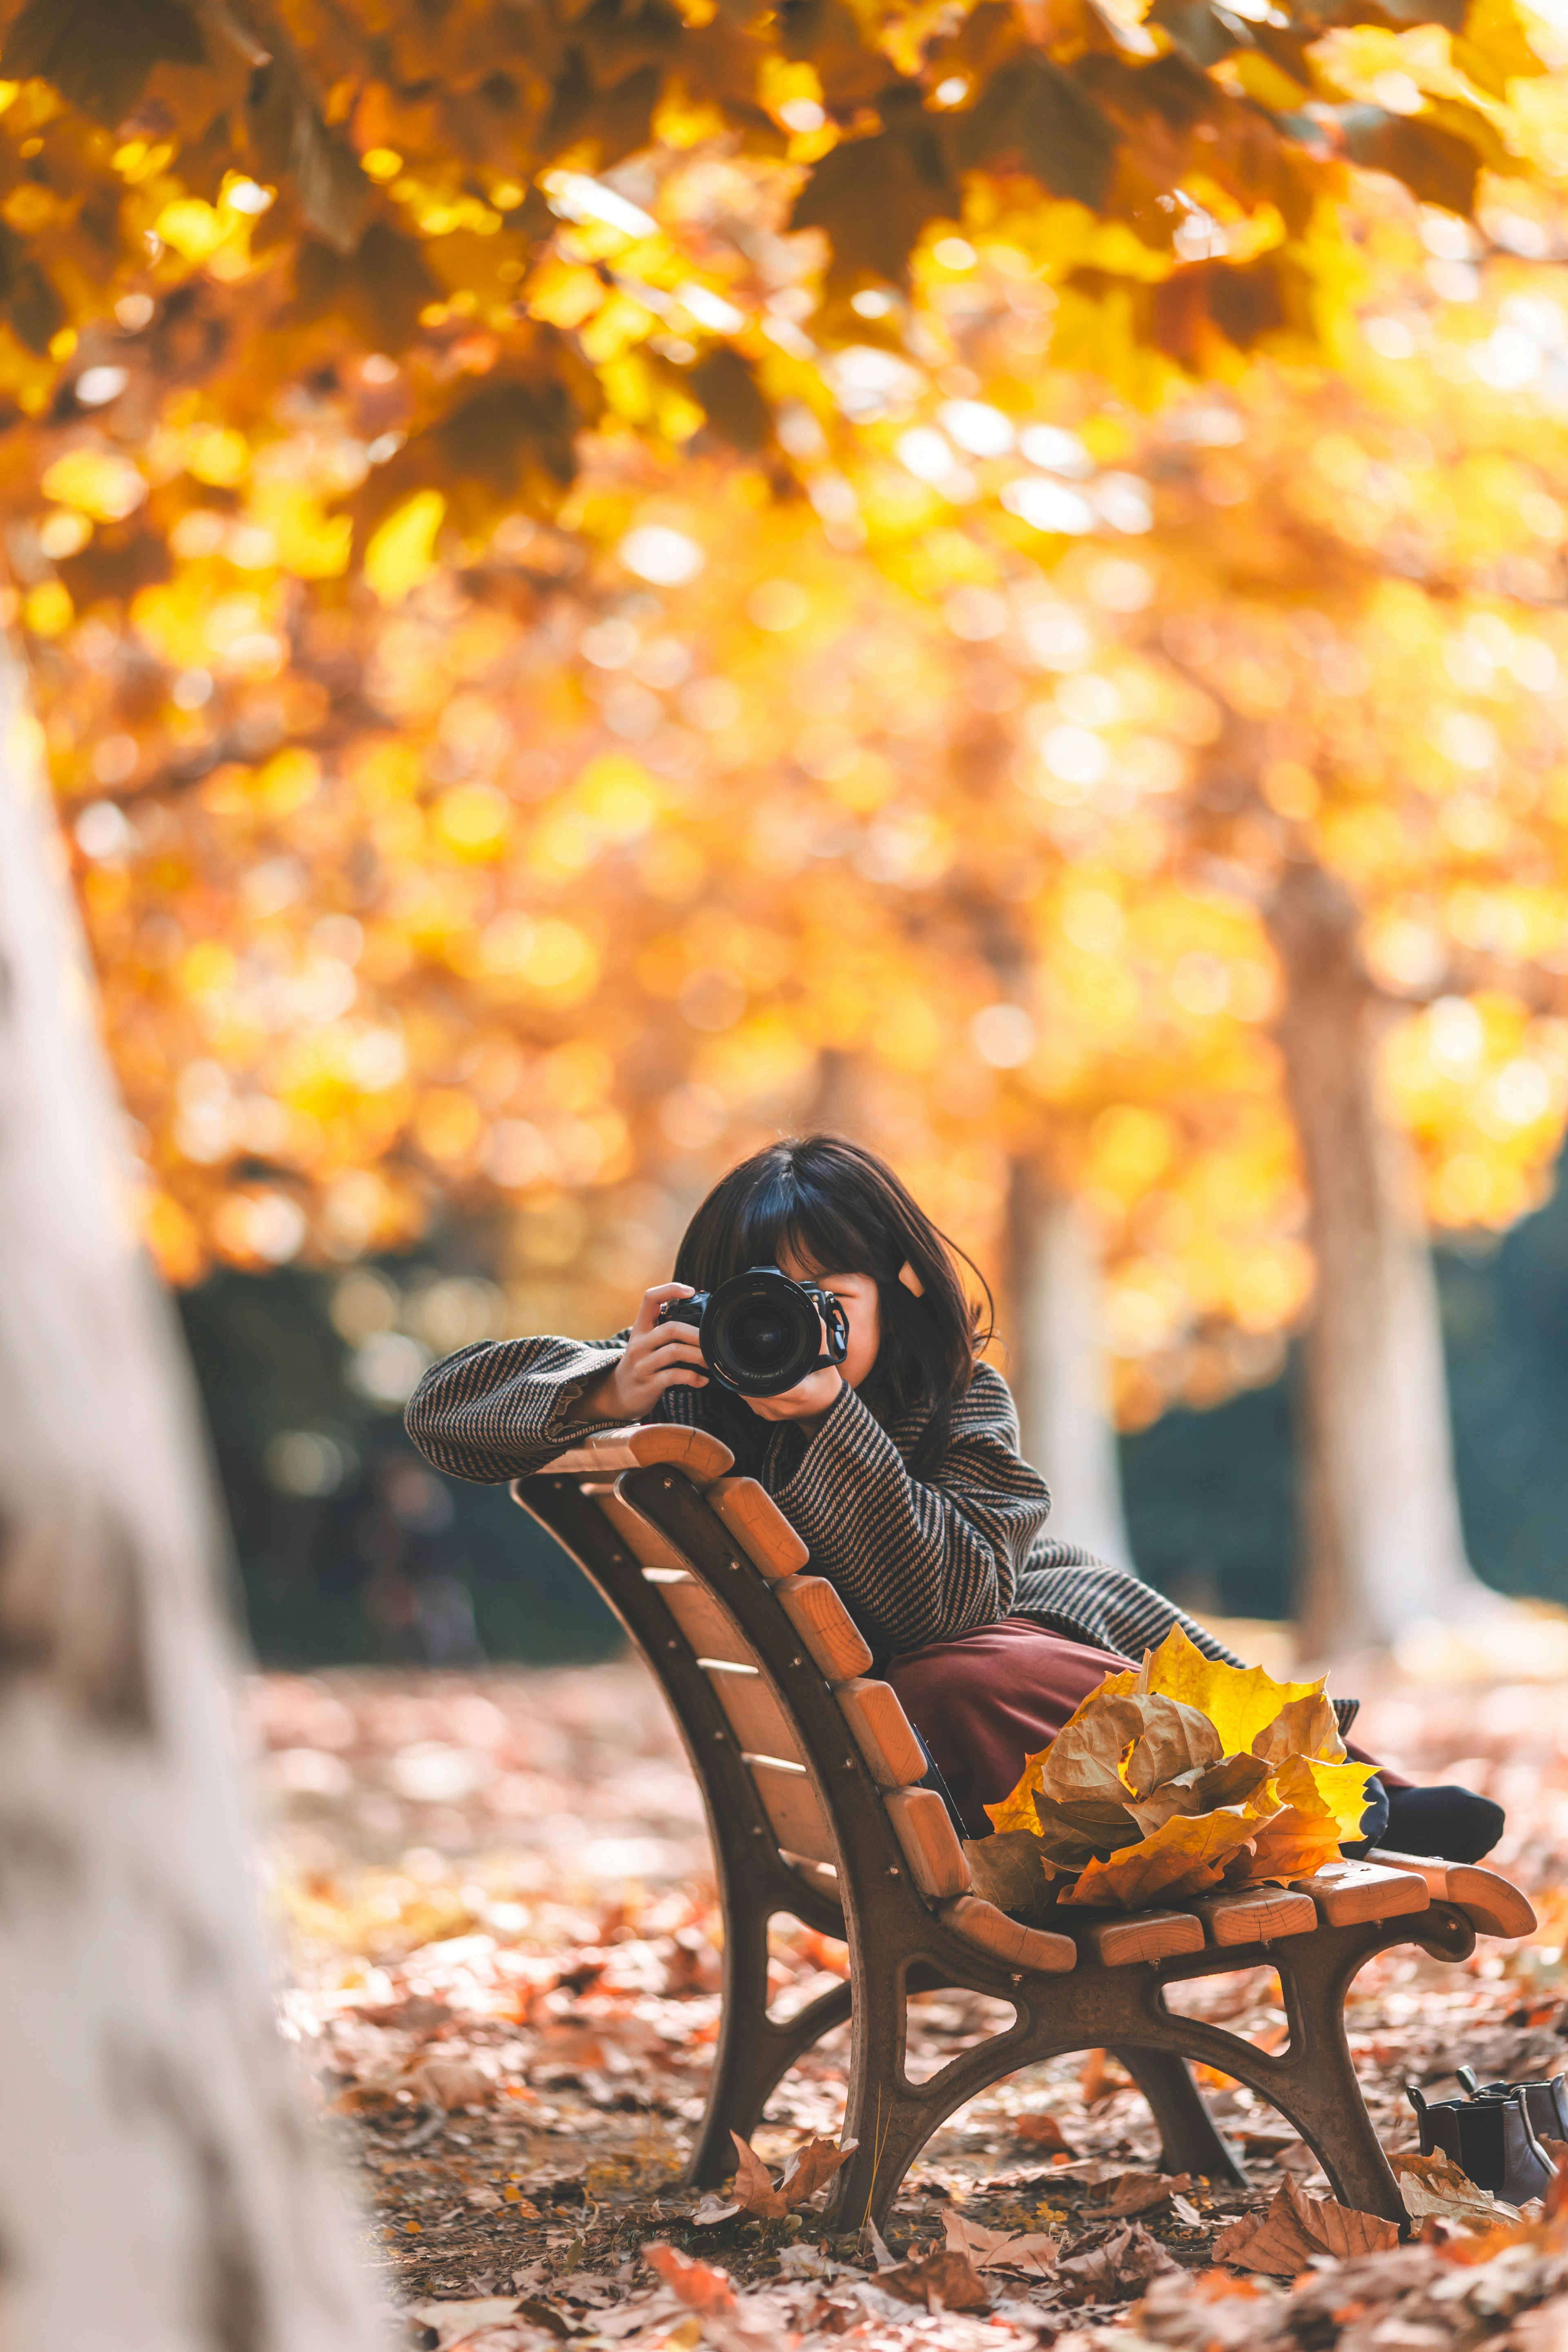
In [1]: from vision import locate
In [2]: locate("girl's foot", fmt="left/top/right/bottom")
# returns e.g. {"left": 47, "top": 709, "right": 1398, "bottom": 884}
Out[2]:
{"left": 1383, "top": 1782, "right": 1505, "bottom": 1864}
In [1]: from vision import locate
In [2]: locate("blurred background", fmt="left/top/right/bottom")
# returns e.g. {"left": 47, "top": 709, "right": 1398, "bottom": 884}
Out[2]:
{"left": 8, "top": 14, "right": 1568, "bottom": 1677}
{"left": 183, "top": 1161, "right": 1568, "bottom": 1669}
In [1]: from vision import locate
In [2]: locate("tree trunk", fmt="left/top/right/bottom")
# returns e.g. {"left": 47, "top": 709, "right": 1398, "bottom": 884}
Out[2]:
{"left": 1006, "top": 1157, "right": 1133, "bottom": 1569}
{"left": 0, "top": 650, "right": 379, "bottom": 2350}
{"left": 1267, "top": 862, "right": 1492, "bottom": 1661}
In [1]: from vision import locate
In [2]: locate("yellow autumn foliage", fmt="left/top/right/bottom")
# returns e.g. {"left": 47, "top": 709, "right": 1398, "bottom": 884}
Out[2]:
{"left": 982, "top": 1628, "right": 1373, "bottom": 1913}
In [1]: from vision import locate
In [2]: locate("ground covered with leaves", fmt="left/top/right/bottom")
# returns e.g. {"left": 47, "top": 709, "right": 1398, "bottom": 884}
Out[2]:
{"left": 257, "top": 1658, "right": 1568, "bottom": 2350}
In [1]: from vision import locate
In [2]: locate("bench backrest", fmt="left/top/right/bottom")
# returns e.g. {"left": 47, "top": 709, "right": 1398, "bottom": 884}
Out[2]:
{"left": 514, "top": 1422, "right": 974, "bottom": 1912}
{"left": 513, "top": 1423, "right": 1537, "bottom": 1973}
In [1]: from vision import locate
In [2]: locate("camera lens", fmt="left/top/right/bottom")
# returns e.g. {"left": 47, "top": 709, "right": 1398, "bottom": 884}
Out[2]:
{"left": 730, "top": 1307, "right": 791, "bottom": 1367}
{"left": 703, "top": 1270, "right": 824, "bottom": 1395}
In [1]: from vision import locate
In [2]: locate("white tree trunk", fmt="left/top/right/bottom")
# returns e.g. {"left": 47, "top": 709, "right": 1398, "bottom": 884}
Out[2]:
{"left": 0, "top": 650, "right": 381, "bottom": 2350}
{"left": 1007, "top": 1159, "right": 1133, "bottom": 1568}
{"left": 1268, "top": 863, "right": 1493, "bottom": 1662}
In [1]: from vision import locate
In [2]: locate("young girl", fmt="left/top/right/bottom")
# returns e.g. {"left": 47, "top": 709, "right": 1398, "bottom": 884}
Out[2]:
{"left": 406, "top": 1136, "right": 1501, "bottom": 1866}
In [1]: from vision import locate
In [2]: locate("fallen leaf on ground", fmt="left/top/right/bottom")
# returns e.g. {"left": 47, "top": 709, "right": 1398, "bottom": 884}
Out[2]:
{"left": 1058, "top": 2221, "right": 1180, "bottom": 2299}
{"left": 878, "top": 2248, "right": 991, "bottom": 2311}
{"left": 942, "top": 2211, "right": 1059, "bottom": 2276}
{"left": 694, "top": 2130, "right": 854, "bottom": 2223}
{"left": 1013, "top": 2111, "right": 1076, "bottom": 2154}
{"left": 410, "top": 2301, "right": 522, "bottom": 2348}
{"left": 514, "top": 2301, "right": 571, "bottom": 2340}
{"left": 1393, "top": 2149, "right": 1521, "bottom": 2234}
{"left": 1215, "top": 2178, "right": 1398, "bottom": 2274}
{"left": 779, "top": 2133, "right": 858, "bottom": 2205}
{"left": 643, "top": 2246, "right": 737, "bottom": 2314}
{"left": 411, "top": 2058, "right": 494, "bottom": 2111}
{"left": 1088, "top": 2168, "right": 1193, "bottom": 2216}
{"left": 1137, "top": 2267, "right": 1271, "bottom": 2347}
{"left": 1078, "top": 2049, "right": 1133, "bottom": 2106}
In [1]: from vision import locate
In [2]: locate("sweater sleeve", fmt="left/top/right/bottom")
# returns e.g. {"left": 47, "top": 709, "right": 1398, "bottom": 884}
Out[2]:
{"left": 403, "top": 1331, "right": 632, "bottom": 1483}
{"left": 769, "top": 1365, "right": 1049, "bottom": 1653}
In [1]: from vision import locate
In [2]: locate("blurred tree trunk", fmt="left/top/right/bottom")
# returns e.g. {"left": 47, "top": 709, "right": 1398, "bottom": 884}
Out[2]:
{"left": 1007, "top": 1157, "right": 1132, "bottom": 1569}
{"left": 0, "top": 650, "right": 378, "bottom": 2349}
{"left": 1267, "top": 862, "right": 1490, "bottom": 1661}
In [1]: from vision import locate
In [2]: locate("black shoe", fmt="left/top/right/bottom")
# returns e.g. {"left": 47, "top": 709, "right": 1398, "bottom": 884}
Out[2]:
{"left": 1384, "top": 1784, "right": 1505, "bottom": 1864}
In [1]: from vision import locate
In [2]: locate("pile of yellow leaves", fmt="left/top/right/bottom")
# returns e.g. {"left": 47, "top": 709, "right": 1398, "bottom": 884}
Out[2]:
{"left": 968, "top": 1628, "right": 1373, "bottom": 1915}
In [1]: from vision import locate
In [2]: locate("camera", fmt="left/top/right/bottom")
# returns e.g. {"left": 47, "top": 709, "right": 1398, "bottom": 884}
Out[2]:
{"left": 655, "top": 1266, "right": 850, "bottom": 1398}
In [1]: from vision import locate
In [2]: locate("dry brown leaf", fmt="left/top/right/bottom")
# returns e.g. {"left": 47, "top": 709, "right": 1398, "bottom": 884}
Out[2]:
{"left": 1064, "top": 1800, "right": 1266, "bottom": 1911}
{"left": 1058, "top": 2221, "right": 1180, "bottom": 2299}
{"left": 778, "top": 2132, "right": 857, "bottom": 2206}
{"left": 1251, "top": 1692, "right": 1345, "bottom": 1766}
{"left": 411, "top": 2301, "right": 526, "bottom": 2351}
{"left": 1215, "top": 2178, "right": 1397, "bottom": 2275}
{"left": 643, "top": 2245, "right": 737, "bottom": 2314}
{"left": 1541, "top": 2136, "right": 1568, "bottom": 2219}
{"left": 1091, "top": 2169, "right": 1194, "bottom": 2216}
{"left": 879, "top": 2248, "right": 992, "bottom": 2311}
{"left": 942, "top": 2212, "right": 1058, "bottom": 2276}
{"left": 1127, "top": 1753, "right": 1273, "bottom": 1839}
{"left": 1079, "top": 2049, "right": 1133, "bottom": 2106}
{"left": 962, "top": 1828, "right": 1056, "bottom": 1917}
{"left": 1013, "top": 2111, "right": 1076, "bottom": 2154}
{"left": 1123, "top": 1695, "right": 1225, "bottom": 1797}
{"left": 1393, "top": 2149, "right": 1520, "bottom": 2234}
{"left": 728, "top": 2130, "right": 788, "bottom": 2220}
{"left": 412, "top": 2058, "right": 494, "bottom": 2111}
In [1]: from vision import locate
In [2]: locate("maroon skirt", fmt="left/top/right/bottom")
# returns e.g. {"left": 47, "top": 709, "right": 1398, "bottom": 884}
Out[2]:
{"left": 886, "top": 1615, "right": 1399, "bottom": 1838}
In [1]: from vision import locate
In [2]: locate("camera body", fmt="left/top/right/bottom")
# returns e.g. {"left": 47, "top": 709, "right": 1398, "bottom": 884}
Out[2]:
{"left": 656, "top": 1265, "right": 850, "bottom": 1397}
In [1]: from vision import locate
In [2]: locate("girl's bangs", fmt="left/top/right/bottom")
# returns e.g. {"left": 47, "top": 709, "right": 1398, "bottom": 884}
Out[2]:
{"left": 734, "top": 1173, "right": 882, "bottom": 1281}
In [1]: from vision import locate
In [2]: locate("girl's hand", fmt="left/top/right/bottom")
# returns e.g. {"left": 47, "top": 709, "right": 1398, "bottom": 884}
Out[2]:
{"left": 577, "top": 1285, "right": 708, "bottom": 1423}
{"left": 745, "top": 1364, "right": 844, "bottom": 1430}
{"left": 744, "top": 1306, "right": 844, "bottom": 1432}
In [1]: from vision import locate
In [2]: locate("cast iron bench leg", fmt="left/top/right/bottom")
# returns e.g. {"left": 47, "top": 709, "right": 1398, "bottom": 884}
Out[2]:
{"left": 689, "top": 1939, "right": 853, "bottom": 2187}
{"left": 1113, "top": 2047, "right": 1247, "bottom": 2185}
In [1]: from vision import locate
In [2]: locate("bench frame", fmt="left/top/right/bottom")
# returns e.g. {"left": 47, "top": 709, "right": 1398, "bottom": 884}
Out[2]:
{"left": 518, "top": 1453, "right": 1483, "bottom": 2232}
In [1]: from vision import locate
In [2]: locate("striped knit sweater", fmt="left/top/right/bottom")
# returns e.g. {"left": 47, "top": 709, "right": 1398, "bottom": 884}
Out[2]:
{"left": 403, "top": 1334, "right": 1360, "bottom": 1722}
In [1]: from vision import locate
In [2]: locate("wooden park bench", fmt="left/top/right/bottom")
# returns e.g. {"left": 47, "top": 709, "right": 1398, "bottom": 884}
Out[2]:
{"left": 514, "top": 1424, "right": 1537, "bottom": 2232}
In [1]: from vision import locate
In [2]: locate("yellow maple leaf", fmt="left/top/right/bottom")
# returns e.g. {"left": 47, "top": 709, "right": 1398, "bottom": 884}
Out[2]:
{"left": 1236, "top": 1755, "right": 1375, "bottom": 1885}
{"left": 1133, "top": 1625, "right": 1332, "bottom": 1760}
{"left": 1062, "top": 1793, "right": 1278, "bottom": 1912}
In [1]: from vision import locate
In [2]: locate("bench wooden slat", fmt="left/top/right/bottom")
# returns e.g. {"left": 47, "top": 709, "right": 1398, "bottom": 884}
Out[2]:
{"left": 773, "top": 1575, "right": 873, "bottom": 1682}
{"left": 588, "top": 1483, "right": 690, "bottom": 1571}
{"left": 1069, "top": 1909, "right": 1207, "bottom": 1967}
{"left": 884, "top": 1788, "right": 971, "bottom": 1899}
{"left": 709, "top": 1477, "right": 809, "bottom": 1581}
{"left": 750, "top": 1758, "right": 838, "bottom": 1866}
{"left": 659, "top": 1577, "right": 761, "bottom": 1668}
{"left": 938, "top": 1895, "right": 1076, "bottom": 1975}
{"left": 1287, "top": 1860, "right": 1430, "bottom": 1927}
{"left": 783, "top": 1853, "right": 843, "bottom": 1904}
{"left": 1191, "top": 1888, "right": 1318, "bottom": 1947}
{"left": 1374, "top": 1851, "right": 1537, "bottom": 1939}
{"left": 706, "top": 1666, "right": 808, "bottom": 1766}
{"left": 545, "top": 1423, "right": 735, "bottom": 1487}
{"left": 836, "top": 1679, "right": 927, "bottom": 1788}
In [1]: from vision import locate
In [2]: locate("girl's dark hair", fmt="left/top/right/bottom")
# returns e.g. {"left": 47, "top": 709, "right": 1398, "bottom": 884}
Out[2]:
{"left": 673, "top": 1136, "right": 993, "bottom": 1472}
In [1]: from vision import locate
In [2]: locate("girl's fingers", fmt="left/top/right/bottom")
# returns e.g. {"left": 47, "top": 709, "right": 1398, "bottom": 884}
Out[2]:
{"left": 633, "top": 1331, "right": 706, "bottom": 1365}
{"left": 631, "top": 1281, "right": 696, "bottom": 1336}
{"left": 655, "top": 1368, "right": 707, "bottom": 1389}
